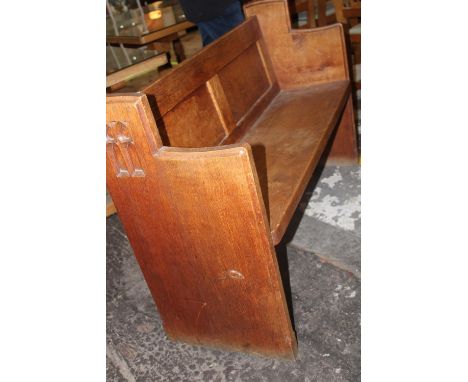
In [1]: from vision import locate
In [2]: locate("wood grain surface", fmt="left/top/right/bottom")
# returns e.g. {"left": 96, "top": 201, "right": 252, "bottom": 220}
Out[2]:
{"left": 240, "top": 80, "right": 351, "bottom": 244}
{"left": 106, "top": 0, "right": 358, "bottom": 358}
{"left": 244, "top": 0, "right": 350, "bottom": 88}
{"left": 107, "top": 95, "right": 297, "bottom": 358}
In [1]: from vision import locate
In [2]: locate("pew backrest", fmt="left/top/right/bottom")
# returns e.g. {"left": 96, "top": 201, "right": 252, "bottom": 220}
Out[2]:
{"left": 142, "top": 17, "right": 279, "bottom": 148}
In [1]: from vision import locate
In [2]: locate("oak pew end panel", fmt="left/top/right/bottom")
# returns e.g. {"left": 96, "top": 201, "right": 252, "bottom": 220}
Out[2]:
{"left": 106, "top": 94, "right": 297, "bottom": 359}
{"left": 244, "top": 0, "right": 359, "bottom": 165}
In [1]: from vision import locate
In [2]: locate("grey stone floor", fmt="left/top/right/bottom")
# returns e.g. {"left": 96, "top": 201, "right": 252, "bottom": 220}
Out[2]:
{"left": 291, "top": 166, "right": 361, "bottom": 278}
{"left": 106, "top": 165, "right": 361, "bottom": 382}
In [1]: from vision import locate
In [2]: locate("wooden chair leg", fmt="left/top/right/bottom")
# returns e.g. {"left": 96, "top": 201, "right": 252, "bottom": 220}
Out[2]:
{"left": 172, "top": 37, "right": 186, "bottom": 62}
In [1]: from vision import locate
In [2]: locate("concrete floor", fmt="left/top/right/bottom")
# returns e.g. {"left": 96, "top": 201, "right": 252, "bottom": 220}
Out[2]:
{"left": 107, "top": 165, "right": 361, "bottom": 382}
{"left": 107, "top": 28, "right": 361, "bottom": 382}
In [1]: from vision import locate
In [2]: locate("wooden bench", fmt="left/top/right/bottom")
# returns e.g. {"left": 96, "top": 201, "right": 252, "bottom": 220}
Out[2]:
{"left": 106, "top": 0, "right": 358, "bottom": 359}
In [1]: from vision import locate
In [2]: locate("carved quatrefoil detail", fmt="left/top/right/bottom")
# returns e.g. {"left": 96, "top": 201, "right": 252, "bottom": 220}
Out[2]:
{"left": 106, "top": 121, "right": 145, "bottom": 177}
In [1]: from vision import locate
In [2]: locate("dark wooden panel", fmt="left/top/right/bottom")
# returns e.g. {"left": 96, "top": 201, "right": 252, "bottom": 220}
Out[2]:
{"left": 218, "top": 43, "right": 271, "bottom": 124}
{"left": 161, "top": 84, "right": 226, "bottom": 147}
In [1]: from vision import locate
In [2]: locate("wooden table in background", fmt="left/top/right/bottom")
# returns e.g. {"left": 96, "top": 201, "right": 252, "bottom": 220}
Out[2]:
{"left": 107, "top": 4, "right": 194, "bottom": 63}
{"left": 106, "top": 52, "right": 168, "bottom": 88}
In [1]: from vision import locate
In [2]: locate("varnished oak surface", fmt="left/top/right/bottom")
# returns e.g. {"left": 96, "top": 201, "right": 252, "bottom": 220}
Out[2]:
{"left": 142, "top": 18, "right": 263, "bottom": 116}
{"left": 244, "top": 1, "right": 349, "bottom": 89}
{"left": 239, "top": 80, "right": 350, "bottom": 244}
{"left": 107, "top": 95, "right": 297, "bottom": 359}
{"left": 106, "top": 0, "right": 358, "bottom": 359}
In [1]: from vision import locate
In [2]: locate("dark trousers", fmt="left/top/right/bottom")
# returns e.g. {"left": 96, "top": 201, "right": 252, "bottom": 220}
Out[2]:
{"left": 197, "top": 1, "right": 244, "bottom": 46}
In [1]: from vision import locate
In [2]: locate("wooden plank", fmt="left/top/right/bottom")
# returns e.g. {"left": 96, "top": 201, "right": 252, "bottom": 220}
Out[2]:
{"left": 206, "top": 75, "right": 237, "bottom": 135}
{"left": 106, "top": 53, "right": 168, "bottom": 88}
{"left": 160, "top": 83, "right": 227, "bottom": 147}
{"left": 223, "top": 82, "right": 279, "bottom": 145}
{"left": 217, "top": 43, "right": 271, "bottom": 124}
{"left": 239, "top": 80, "right": 350, "bottom": 244}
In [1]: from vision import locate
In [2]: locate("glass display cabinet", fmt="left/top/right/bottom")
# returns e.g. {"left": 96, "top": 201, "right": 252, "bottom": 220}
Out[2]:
{"left": 106, "top": 0, "right": 188, "bottom": 39}
{"left": 106, "top": 43, "right": 163, "bottom": 75}
{"left": 106, "top": 0, "right": 193, "bottom": 74}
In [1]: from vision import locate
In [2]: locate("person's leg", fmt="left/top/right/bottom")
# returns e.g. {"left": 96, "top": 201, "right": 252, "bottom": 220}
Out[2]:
{"left": 220, "top": 1, "right": 244, "bottom": 29}
{"left": 197, "top": 1, "right": 244, "bottom": 46}
{"left": 197, "top": 22, "right": 216, "bottom": 46}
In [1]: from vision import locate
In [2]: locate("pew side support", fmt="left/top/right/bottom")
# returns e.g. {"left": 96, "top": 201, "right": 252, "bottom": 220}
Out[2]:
{"left": 107, "top": 94, "right": 297, "bottom": 359}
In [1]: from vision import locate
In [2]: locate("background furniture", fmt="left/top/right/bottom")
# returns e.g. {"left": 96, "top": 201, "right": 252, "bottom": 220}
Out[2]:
{"left": 107, "top": 0, "right": 194, "bottom": 63}
{"left": 316, "top": 0, "right": 336, "bottom": 26}
{"left": 106, "top": 48, "right": 168, "bottom": 88}
{"left": 289, "top": 0, "right": 336, "bottom": 28}
{"left": 332, "top": 0, "right": 360, "bottom": 91}
{"left": 333, "top": 0, "right": 360, "bottom": 27}
{"left": 332, "top": 0, "right": 360, "bottom": 62}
